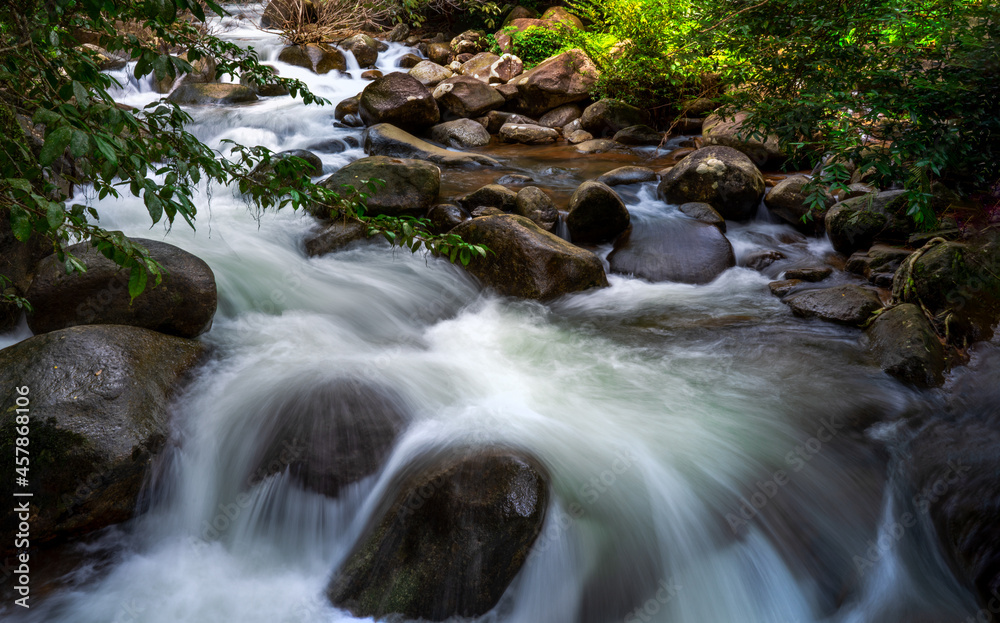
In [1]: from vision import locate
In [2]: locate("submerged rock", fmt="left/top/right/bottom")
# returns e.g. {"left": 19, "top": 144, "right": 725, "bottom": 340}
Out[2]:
{"left": 657, "top": 146, "right": 765, "bottom": 221}
{"left": 304, "top": 218, "right": 374, "bottom": 256}
{"left": 249, "top": 378, "right": 410, "bottom": 497}
{"left": 167, "top": 83, "right": 258, "bottom": 106}
{"left": 784, "top": 285, "right": 882, "bottom": 326}
{"left": 0, "top": 325, "right": 205, "bottom": 554}
{"left": 451, "top": 214, "right": 608, "bottom": 300}
{"left": 363, "top": 123, "right": 499, "bottom": 167}
{"left": 27, "top": 238, "right": 217, "bottom": 338}
{"left": 327, "top": 447, "right": 548, "bottom": 620}
{"left": 608, "top": 217, "right": 735, "bottom": 284}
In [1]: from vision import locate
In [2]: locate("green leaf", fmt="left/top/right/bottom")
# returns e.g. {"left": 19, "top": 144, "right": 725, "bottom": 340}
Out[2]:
{"left": 128, "top": 264, "right": 148, "bottom": 301}
{"left": 9, "top": 206, "right": 32, "bottom": 241}
{"left": 3, "top": 178, "right": 31, "bottom": 193}
{"left": 69, "top": 130, "right": 91, "bottom": 158}
{"left": 145, "top": 193, "right": 163, "bottom": 223}
{"left": 72, "top": 81, "right": 90, "bottom": 109}
{"left": 46, "top": 201, "right": 64, "bottom": 230}
{"left": 39, "top": 127, "right": 73, "bottom": 166}
{"left": 93, "top": 135, "right": 118, "bottom": 165}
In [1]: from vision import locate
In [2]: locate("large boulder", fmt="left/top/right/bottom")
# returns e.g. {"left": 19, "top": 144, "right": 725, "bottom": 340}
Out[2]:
{"left": 607, "top": 217, "right": 735, "bottom": 284}
{"left": 867, "top": 303, "right": 946, "bottom": 388}
{"left": 318, "top": 156, "right": 440, "bottom": 218}
{"left": 541, "top": 6, "right": 584, "bottom": 29}
{"left": 327, "top": 447, "right": 548, "bottom": 620}
{"left": 566, "top": 181, "right": 630, "bottom": 244}
{"left": 0, "top": 325, "right": 205, "bottom": 554}
{"left": 247, "top": 378, "right": 409, "bottom": 496}
{"left": 408, "top": 61, "right": 453, "bottom": 87}
{"left": 341, "top": 33, "right": 379, "bottom": 67}
{"left": 277, "top": 43, "right": 347, "bottom": 74}
{"left": 579, "top": 99, "right": 647, "bottom": 138}
{"left": 510, "top": 49, "right": 600, "bottom": 116}
{"left": 657, "top": 146, "right": 765, "bottom": 221}
{"left": 891, "top": 238, "right": 1000, "bottom": 345}
{"left": 433, "top": 75, "right": 506, "bottom": 119}
{"left": 359, "top": 73, "right": 440, "bottom": 131}
{"left": 703, "top": 111, "right": 785, "bottom": 168}
{"left": 514, "top": 186, "right": 559, "bottom": 232}
{"left": 363, "top": 123, "right": 499, "bottom": 167}
{"left": 460, "top": 52, "right": 501, "bottom": 82}
{"left": 27, "top": 239, "right": 217, "bottom": 338}
{"left": 824, "top": 190, "right": 913, "bottom": 255}
{"left": 784, "top": 285, "right": 883, "bottom": 326}
{"left": 451, "top": 214, "right": 608, "bottom": 299}
{"left": 260, "top": 0, "right": 316, "bottom": 29}
{"left": 167, "top": 83, "right": 258, "bottom": 106}
{"left": 763, "top": 175, "right": 833, "bottom": 234}
{"left": 429, "top": 118, "right": 491, "bottom": 148}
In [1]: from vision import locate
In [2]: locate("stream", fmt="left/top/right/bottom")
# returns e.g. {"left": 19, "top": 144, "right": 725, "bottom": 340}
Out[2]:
{"left": 2, "top": 5, "right": 995, "bottom": 622}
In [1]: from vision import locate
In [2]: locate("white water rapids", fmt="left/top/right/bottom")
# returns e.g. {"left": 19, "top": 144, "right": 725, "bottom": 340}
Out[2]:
{"left": 1, "top": 5, "right": 994, "bottom": 622}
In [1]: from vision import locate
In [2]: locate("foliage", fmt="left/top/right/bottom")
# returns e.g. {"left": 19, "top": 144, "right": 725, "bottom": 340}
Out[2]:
{"left": 700, "top": 0, "right": 1000, "bottom": 225}
{"left": 0, "top": 0, "right": 485, "bottom": 313}
{"left": 504, "top": 25, "right": 571, "bottom": 66}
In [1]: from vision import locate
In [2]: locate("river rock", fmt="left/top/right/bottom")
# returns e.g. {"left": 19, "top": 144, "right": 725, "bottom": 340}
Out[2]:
{"left": 764, "top": 175, "right": 832, "bottom": 234}
{"left": 428, "top": 42, "right": 453, "bottom": 66}
{"left": 0, "top": 325, "right": 205, "bottom": 554}
{"left": 318, "top": 156, "right": 440, "bottom": 218}
{"left": 277, "top": 43, "right": 346, "bottom": 74}
{"left": 305, "top": 218, "right": 373, "bottom": 256}
{"left": 429, "top": 118, "right": 491, "bottom": 148}
{"left": 490, "top": 54, "right": 523, "bottom": 82}
{"left": 596, "top": 166, "right": 657, "bottom": 187}
{"left": 824, "top": 190, "right": 913, "bottom": 255}
{"left": 846, "top": 244, "right": 913, "bottom": 280}
{"left": 240, "top": 63, "right": 290, "bottom": 97}
{"left": 335, "top": 96, "right": 360, "bottom": 121}
{"left": 427, "top": 204, "right": 470, "bottom": 233}
{"left": 397, "top": 53, "right": 422, "bottom": 68}
{"left": 769, "top": 279, "right": 803, "bottom": 297}
{"left": 575, "top": 139, "right": 631, "bottom": 154}
{"left": 451, "top": 214, "right": 608, "bottom": 299}
{"left": 460, "top": 52, "right": 501, "bottom": 82}
{"left": 867, "top": 303, "right": 946, "bottom": 387}
{"left": 327, "top": 447, "right": 548, "bottom": 620}
{"left": 580, "top": 99, "right": 647, "bottom": 138}
{"left": 359, "top": 72, "right": 440, "bottom": 131}
{"left": 249, "top": 378, "right": 409, "bottom": 497}
{"left": 363, "top": 123, "right": 499, "bottom": 167}
{"left": 784, "top": 267, "right": 832, "bottom": 282}
{"left": 891, "top": 237, "right": 1000, "bottom": 345}
{"left": 657, "top": 146, "right": 765, "bottom": 221}
{"left": 613, "top": 125, "right": 663, "bottom": 146}
{"left": 260, "top": 0, "right": 316, "bottom": 28}
{"left": 566, "top": 181, "right": 630, "bottom": 244}
{"left": 510, "top": 49, "right": 600, "bottom": 116}
{"left": 27, "top": 239, "right": 217, "bottom": 338}
{"left": 253, "top": 149, "right": 324, "bottom": 179}
{"left": 566, "top": 129, "right": 593, "bottom": 144}
{"left": 484, "top": 110, "right": 536, "bottom": 133}
{"left": 784, "top": 285, "right": 882, "bottom": 326}
{"left": 167, "top": 83, "right": 258, "bottom": 106}
{"left": 387, "top": 22, "right": 409, "bottom": 42}
{"left": 608, "top": 217, "right": 735, "bottom": 284}
{"left": 678, "top": 201, "right": 726, "bottom": 232}
{"left": 459, "top": 184, "right": 518, "bottom": 213}
{"left": 341, "top": 33, "right": 379, "bottom": 67}
{"left": 450, "top": 30, "right": 485, "bottom": 55}
{"left": 514, "top": 186, "right": 559, "bottom": 231}
{"left": 703, "top": 110, "right": 785, "bottom": 168}
{"left": 498, "top": 122, "right": 559, "bottom": 144}
{"left": 433, "top": 75, "right": 506, "bottom": 119}
{"left": 408, "top": 61, "right": 453, "bottom": 87}
{"left": 538, "top": 103, "right": 582, "bottom": 128}
{"left": 361, "top": 70, "right": 382, "bottom": 81}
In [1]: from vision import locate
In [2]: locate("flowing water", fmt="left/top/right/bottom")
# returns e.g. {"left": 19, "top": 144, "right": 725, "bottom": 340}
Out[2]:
{"left": 2, "top": 6, "right": 995, "bottom": 622}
